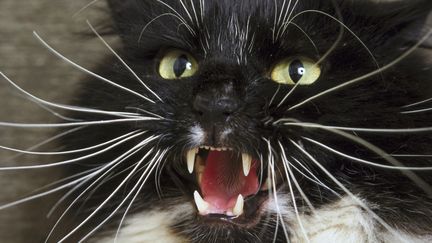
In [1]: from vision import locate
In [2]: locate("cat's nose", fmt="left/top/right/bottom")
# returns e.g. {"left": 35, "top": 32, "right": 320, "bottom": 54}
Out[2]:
{"left": 193, "top": 94, "right": 240, "bottom": 122}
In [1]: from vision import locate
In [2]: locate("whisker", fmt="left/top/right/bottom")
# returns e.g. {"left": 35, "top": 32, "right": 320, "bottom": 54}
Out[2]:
{"left": 87, "top": 21, "right": 163, "bottom": 102}
{"left": 156, "top": 0, "right": 196, "bottom": 36}
{"left": 80, "top": 150, "right": 168, "bottom": 243}
{"left": 264, "top": 138, "right": 290, "bottom": 242}
{"left": 278, "top": 142, "right": 310, "bottom": 242}
{"left": 114, "top": 149, "right": 168, "bottom": 242}
{"left": 0, "top": 72, "right": 142, "bottom": 118}
{"left": 401, "top": 107, "right": 432, "bottom": 114}
{"left": 279, "top": 141, "right": 316, "bottom": 212}
{"left": 32, "top": 32, "right": 156, "bottom": 104}
{"left": 290, "top": 140, "right": 404, "bottom": 239}
{"left": 290, "top": 157, "right": 341, "bottom": 197}
{"left": 402, "top": 97, "right": 432, "bottom": 108}
{"left": 58, "top": 148, "right": 159, "bottom": 242}
{"left": 72, "top": 0, "right": 100, "bottom": 18}
{"left": 282, "top": 122, "right": 432, "bottom": 133}
{"left": 282, "top": 120, "right": 432, "bottom": 196}
{"left": 45, "top": 143, "right": 158, "bottom": 242}
{"left": 288, "top": 27, "right": 432, "bottom": 111}
{"left": 0, "top": 117, "right": 157, "bottom": 129}
{"left": 0, "top": 130, "right": 140, "bottom": 155}
{"left": 303, "top": 137, "right": 432, "bottom": 170}
{"left": 0, "top": 131, "right": 147, "bottom": 170}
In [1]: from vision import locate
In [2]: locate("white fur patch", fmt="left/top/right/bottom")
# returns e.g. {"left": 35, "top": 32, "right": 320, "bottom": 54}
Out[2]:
{"left": 97, "top": 197, "right": 431, "bottom": 243}
{"left": 189, "top": 125, "right": 205, "bottom": 145}
{"left": 95, "top": 204, "right": 192, "bottom": 243}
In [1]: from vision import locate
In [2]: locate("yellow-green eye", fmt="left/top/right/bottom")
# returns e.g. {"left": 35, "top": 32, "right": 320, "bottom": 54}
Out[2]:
{"left": 271, "top": 57, "right": 321, "bottom": 85}
{"left": 159, "top": 50, "right": 198, "bottom": 79}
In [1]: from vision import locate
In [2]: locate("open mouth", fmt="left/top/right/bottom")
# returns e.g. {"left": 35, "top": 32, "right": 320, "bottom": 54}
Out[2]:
{"left": 185, "top": 146, "right": 272, "bottom": 222}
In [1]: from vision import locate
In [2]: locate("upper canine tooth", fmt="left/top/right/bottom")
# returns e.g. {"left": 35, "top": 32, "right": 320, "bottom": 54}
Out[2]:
{"left": 232, "top": 194, "right": 244, "bottom": 216}
{"left": 187, "top": 148, "right": 197, "bottom": 174}
{"left": 193, "top": 191, "right": 209, "bottom": 215}
{"left": 242, "top": 153, "right": 252, "bottom": 176}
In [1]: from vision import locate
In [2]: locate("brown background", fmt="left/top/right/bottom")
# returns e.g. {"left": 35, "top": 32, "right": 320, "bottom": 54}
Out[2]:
{"left": 0, "top": 0, "right": 112, "bottom": 241}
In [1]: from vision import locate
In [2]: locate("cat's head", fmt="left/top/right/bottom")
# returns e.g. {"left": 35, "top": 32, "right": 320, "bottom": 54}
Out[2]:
{"left": 72, "top": 0, "right": 432, "bottom": 241}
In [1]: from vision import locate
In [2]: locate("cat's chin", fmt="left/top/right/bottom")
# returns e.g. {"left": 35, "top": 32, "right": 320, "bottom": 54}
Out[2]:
{"left": 183, "top": 146, "right": 280, "bottom": 226}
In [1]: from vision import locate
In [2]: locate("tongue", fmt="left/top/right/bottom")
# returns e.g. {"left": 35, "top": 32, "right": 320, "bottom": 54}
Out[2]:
{"left": 201, "top": 151, "right": 259, "bottom": 214}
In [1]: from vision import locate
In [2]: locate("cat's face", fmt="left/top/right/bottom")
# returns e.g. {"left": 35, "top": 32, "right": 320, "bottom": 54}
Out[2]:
{"left": 35, "top": 0, "right": 432, "bottom": 242}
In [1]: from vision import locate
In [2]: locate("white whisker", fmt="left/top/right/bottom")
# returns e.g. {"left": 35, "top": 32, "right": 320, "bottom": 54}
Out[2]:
{"left": 283, "top": 122, "right": 432, "bottom": 133}
{"left": 303, "top": 137, "right": 432, "bottom": 170}
{"left": 0, "top": 131, "right": 147, "bottom": 170}
{"left": 0, "top": 117, "right": 157, "bottom": 129}
{"left": 0, "top": 72, "right": 142, "bottom": 118}
{"left": 290, "top": 140, "right": 406, "bottom": 241}
{"left": 45, "top": 143, "right": 158, "bottom": 242}
{"left": 0, "top": 130, "right": 140, "bottom": 155}
{"left": 403, "top": 97, "right": 432, "bottom": 108}
{"left": 32, "top": 32, "right": 156, "bottom": 104}
{"left": 288, "top": 27, "right": 432, "bottom": 111}
{"left": 87, "top": 21, "right": 163, "bottom": 102}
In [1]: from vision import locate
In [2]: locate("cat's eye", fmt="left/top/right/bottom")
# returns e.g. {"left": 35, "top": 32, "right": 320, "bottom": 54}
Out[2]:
{"left": 159, "top": 50, "right": 198, "bottom": 79}
{"left": 270, "top": 57, "right": 321, "bottom": 85}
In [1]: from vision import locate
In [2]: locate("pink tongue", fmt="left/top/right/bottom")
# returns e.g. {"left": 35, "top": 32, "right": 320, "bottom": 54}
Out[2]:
{"left": 201, "top": 151, "right": 259, "bottom": 213}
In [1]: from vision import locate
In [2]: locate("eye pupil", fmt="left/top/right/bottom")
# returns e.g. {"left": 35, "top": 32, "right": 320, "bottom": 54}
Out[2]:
{"left": 289, "top": 59, "right": 305, "bottom": 83}
{"left": 173, "top": 54, "right": 191, "bottom": 78}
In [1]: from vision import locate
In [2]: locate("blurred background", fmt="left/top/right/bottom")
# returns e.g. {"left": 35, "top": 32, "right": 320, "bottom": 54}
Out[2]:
{"left": 0, "top": 0, "right": 430, "bottom": 242}
{"left": 0, "top": 0, "right": 112, "bottom": 241}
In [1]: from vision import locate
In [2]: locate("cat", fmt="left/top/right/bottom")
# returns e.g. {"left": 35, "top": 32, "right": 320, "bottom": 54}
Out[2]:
{"left": 1, "top": 0, "right": 432, "bottom": 242}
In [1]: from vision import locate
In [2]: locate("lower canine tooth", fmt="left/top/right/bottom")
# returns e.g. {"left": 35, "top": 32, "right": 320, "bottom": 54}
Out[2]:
{"left": 242, "top": 153, "right": 252, "bottom": 176}
{"left": 187, "top": 148, "right": 197, "bottom": 174}
{"left": 193, "top": 191, "right": 209, "bottom": 215}
{"left": 232, "top": 194, "right": 244, "bottom": 216}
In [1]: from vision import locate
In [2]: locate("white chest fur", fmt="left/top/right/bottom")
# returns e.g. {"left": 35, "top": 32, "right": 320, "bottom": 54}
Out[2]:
{"left": 95, "top": 197, "right": 430, "bottom": 243}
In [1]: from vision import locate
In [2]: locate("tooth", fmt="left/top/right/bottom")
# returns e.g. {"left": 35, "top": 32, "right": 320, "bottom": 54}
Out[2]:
{"left": 242, "top": 153, "right": 252, "bottom": 176}
{"left": 216, "top": 148, "right": 221, "bottom": 151}
{"left": 232, "top": 194, "right": 244, "bottom": 216}
{"left": 205, "top": 146, "right": 210, "bottom": 150}
{"left": 187, "top": 148, "right": 197, "bottom": 174}
{"left": 194, "top": 191, "right": 209, "bottom": 214}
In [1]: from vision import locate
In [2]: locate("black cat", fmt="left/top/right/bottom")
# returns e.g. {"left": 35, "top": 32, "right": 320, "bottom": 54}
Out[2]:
{"left": 2, "top": 0, "right": 432, "bottom": 242}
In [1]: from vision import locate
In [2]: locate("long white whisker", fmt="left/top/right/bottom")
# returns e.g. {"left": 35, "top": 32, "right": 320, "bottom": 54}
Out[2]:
{"left": 0, "top": 72, "right": 142, "bottom": 118}
{"left": 279, "top": 142, "right": 316, "bottom": 212}
{"left": 290, "top": 140, "right": 407, "bottom": 241}
{"left": 156, "top": 0, "right": 196, "bottom": 36}
{"left": 0, "top": 173, "right": 90, "bottom": 211}
{"left": 264, "top": 138, "right": 290, "bottom": 242}
{"left": 282, "top": 122, "right": 432, "bottom": 133}
{"left": 278, "top": 142, "right": 310, "bottom": 242}
{"left": 290, "top": 157, "right": 341, "bottom": 197}
{"left": 303, "top": 137, "right": 432, "bottom": 170}
{"left": 0, "top": 132, "right": 146, "bottom": 170}
{"left": 72, "top": 0, "right": 100, "bottom": 18}
{"left": 0, "top": 117, "right": 157, "bottom": 129}
{"left": 32, "top": 32, "right": 156, "bottom": 104}
{"left": 45, "top": 142, "right": 158, "bottom": 242}
{"left": 288, "top": 28, "right": 432, "bottom": 111}
{"left": 87, "top": 21, "right": 163, "bottom": 102}
{"left": 58, "top": 149, "right": 158, "bottom": 242}
{"left": 401, "top": 107, "right": 432, "bottom": 114}
{"left": 402, "top": 97, "right": 432, "bottom": 108}
{"left": 281, "top": 120, "right": 432, "bottom": 196}
{"left": 0, "top": 130, "right": 140, "bottom": 155}
{"left": 113, "top": 150, "right": 169, "bottom": 242}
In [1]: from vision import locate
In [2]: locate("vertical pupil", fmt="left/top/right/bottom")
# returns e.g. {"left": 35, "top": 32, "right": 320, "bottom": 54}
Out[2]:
{"left": 173, "top": 54, "right": 190, "bottom": 77}
{"left": 289, "top": 59, "right": 305, "bottom": 83}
